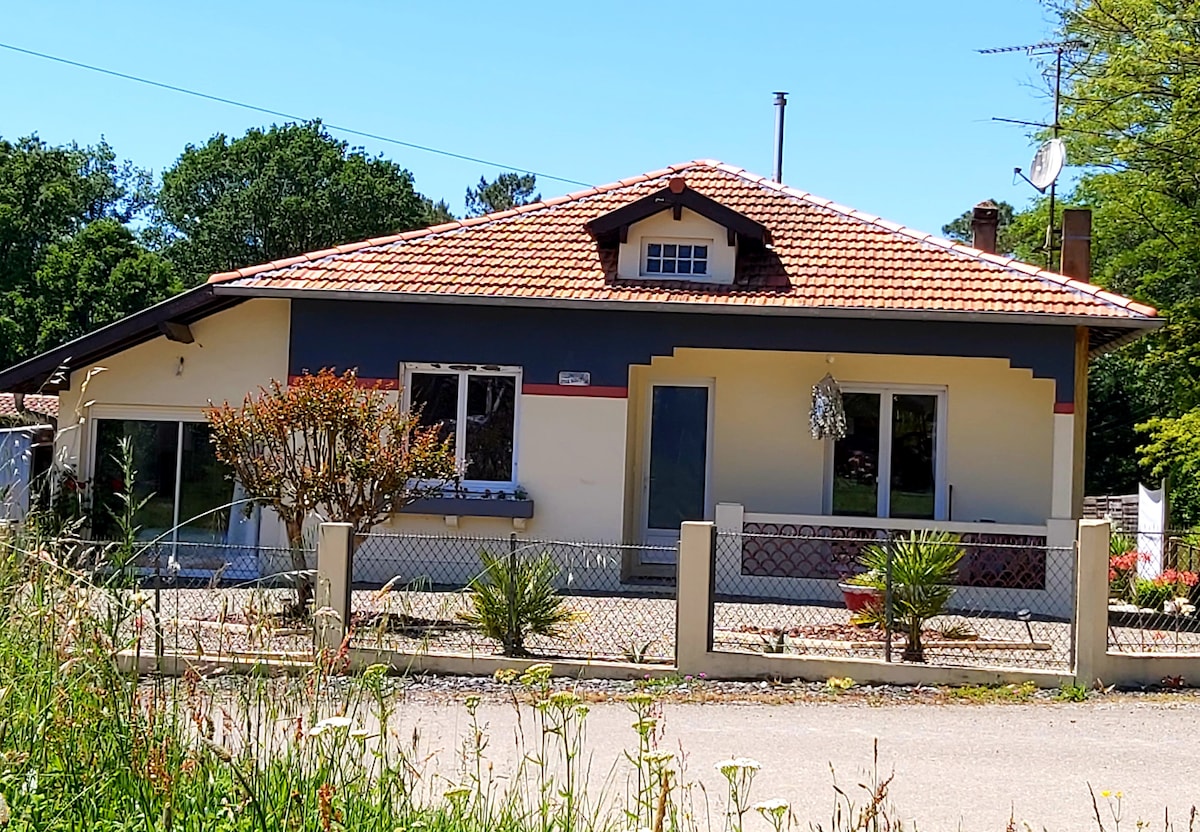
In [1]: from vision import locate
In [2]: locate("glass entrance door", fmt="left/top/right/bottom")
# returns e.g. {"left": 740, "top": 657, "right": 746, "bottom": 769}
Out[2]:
{"left": 641, "top": 383, "right": 711, "bottom": 562}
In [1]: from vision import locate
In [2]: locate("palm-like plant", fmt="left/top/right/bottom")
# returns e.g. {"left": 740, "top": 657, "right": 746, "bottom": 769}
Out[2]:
{"left": 460, "top": 550, "right": 576, "bottom": 656}
{"left": 858, "top": 530, "right": 965, "bottom": 662}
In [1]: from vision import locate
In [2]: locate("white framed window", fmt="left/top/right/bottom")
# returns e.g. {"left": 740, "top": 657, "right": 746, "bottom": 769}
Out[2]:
{"left": 88, "top": 412, "right": 252, "bottom": 547}
{"left": 402, "top": 363, "right": 521, "bottom": 488}
{"left": 823, "top": 385, "right": 948, "bottom": 521}
{"left": 643, "top": 239, "right": 711, "bottom": 277}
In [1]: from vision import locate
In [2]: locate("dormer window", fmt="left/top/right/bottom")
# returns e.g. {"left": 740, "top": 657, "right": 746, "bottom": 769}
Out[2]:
{"left": 645, "top": 240, "right": 710, "bottom": 277}
{"left": 585, "top": 176, "right": 771, "bottom": 286}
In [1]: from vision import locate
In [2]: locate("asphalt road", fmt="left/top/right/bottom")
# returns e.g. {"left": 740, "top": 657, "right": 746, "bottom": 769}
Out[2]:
{"left": 382, "top": 697, "right": 1200, "bottom": 832}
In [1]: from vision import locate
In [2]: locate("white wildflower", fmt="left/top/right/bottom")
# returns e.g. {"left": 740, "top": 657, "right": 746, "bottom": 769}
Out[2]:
{"left": 714, "top": 757, "right": 761, "bottom": 777}
{"left": 308, "top": 715, "right": 355, "bottom": 736}
{"left": 754, "top": 798, "right": 790, "bottom": 818}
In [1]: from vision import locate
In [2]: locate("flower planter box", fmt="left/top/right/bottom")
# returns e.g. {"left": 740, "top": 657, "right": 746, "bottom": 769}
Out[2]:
{"left": 399, "top": 496, "right": 535, "bottom": 519}
{"left": 1108, "top": 605, "right": 1200, "bottom": 633}
{"left": 837, "top": 582, "right": 883, "bottom": 613}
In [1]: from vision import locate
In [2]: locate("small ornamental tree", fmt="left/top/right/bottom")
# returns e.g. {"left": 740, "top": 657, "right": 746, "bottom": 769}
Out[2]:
{"left": 205, "top": 369, "right": 457, "bottom": 613}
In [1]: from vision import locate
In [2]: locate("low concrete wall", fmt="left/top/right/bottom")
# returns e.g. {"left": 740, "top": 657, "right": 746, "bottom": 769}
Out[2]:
{"left": 346, "top": 648, "right": 675, "bottom": 681}
{"left": 115, "top": 649, "right": 675, "bottom": 682}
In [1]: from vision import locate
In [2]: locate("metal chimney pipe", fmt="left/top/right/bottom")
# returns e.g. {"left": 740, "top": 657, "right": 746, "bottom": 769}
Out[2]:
{"left": 773, "top": 91, "right": 788, "bottom": 183}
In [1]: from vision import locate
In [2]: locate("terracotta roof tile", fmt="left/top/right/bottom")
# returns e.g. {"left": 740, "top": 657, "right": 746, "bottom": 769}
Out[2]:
{"left": 0, "top": 393, "right": 57, "bottom": 420}
{"left": 209, "top": 161, "right": 1157, "bottom": 321}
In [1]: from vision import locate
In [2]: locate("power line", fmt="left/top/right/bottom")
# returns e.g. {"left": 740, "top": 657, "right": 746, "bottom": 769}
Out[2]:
{"left": 0, "top": 41, "right": 593, "bottom": 188}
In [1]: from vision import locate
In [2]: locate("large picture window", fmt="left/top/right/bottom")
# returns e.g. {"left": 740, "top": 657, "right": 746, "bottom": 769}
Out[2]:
{"left": 404, "top": 365, "right": 520, "bottom": 486}
{"left": 92, "top": 419, "right": 239, "bottom": 544}
{"left": 827, "top": 387, "right": 946, "bottom": 520}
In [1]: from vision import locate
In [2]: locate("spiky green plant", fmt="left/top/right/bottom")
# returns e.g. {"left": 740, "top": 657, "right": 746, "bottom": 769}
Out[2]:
{"left": 460, "top": 550, "right": 576, "bottom": 656}
{"left": 857, "top": 530, "right": 965, "bottom": 662}
{"left": 1110, "top": 530, "right": 1138, "bottom": 559}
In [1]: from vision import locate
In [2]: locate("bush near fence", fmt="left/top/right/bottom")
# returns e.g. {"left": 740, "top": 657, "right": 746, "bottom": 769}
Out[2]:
{"left": 712, "top": 530, "right": 1076, "bottom": 672}
{"left": 349, "top": 533, "right": 677, "bottom": 663}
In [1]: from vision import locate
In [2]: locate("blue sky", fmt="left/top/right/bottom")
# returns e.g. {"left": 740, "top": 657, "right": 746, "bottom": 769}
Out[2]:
{"left": 0, "top": 0, "right": 1061, "bottom": 234}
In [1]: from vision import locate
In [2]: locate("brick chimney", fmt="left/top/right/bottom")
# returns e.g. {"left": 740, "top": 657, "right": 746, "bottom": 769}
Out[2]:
{"left": 1061, "top": 208, "right": 1092, "bottom": 282}
{"left": 971, "top": 201, "right": 1000, "bottom": 254}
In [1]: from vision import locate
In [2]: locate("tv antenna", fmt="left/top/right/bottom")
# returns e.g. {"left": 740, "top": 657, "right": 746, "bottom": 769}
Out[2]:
{"left": 979, "top": 39, "right": 1086, "bottom": 269}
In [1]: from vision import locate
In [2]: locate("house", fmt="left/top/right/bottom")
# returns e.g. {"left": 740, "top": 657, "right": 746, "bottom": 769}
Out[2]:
{"left": 0, "top": 393, "right": 57, "bottom": 521}
{"left": 0, "top": 160, "right": 1160, "bottom": 597}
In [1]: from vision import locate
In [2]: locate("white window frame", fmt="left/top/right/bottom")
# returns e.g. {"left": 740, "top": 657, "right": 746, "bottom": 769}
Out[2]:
{"left": 85, "top": 405, "right": 215, "bottom": 543}
{"left": 822, "top": 384, "right": 949, "bottom": 521}
{"left": 401, "top": 362, "right": 522, "bottom": 491}
{"left": 641, "top": 237, "right": 714, "bottom": 279}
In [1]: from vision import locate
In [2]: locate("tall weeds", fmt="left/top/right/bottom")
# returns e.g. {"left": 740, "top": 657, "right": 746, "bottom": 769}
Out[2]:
{"left": 0, "top": 525, "right": 1183, "bottom": 830}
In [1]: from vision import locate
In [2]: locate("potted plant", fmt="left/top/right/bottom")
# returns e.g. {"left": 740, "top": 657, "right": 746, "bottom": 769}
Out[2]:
{"left": 854, "top": 530, "right": 965, "bottom": 662}
{"left": 837, "top": 571, "right": 884, "bottom": 613}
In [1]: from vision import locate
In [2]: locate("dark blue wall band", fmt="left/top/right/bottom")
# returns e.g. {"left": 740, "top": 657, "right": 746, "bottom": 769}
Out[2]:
{"left": 289, "top": 300, "right": 1079, "bottom": 403}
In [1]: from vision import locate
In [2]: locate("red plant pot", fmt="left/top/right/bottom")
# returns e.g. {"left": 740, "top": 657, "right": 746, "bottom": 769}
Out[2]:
{"left": 838, "top": 583, "right": 883, "bottom": 613}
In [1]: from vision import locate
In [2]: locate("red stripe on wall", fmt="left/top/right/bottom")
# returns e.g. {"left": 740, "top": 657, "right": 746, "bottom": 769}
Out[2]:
{"left": 285, "top": 376, "right": 627, "bottom": 397}
{"left": 522, "top": 383, "right": 629, "bottom": 398}
{"left": 287, "top": 375, "right": 400, "bottom": 390}
{"left": 1053, "top": 402, "right": 1075, "bottom": 414}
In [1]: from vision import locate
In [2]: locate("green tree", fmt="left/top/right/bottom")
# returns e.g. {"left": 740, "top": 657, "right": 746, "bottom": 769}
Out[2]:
{"left": 205, "top": 369, "right": 458, "bottom": 613}
{"left": 156, "top": 121, "right": 446, "bottom": 283}
{"left": 464, "top": 172, "right": 539, "bottom": 217}
{"left": 423, "top": 197, "right": 456, "bottom": 225}
{"left": 948, "top": 3, "right": 1200, "bottom": 522}
{"left": 0, "top": 136, "right": 160, "bottom": 368}
{"left": 1044, "top": 0, "right": 1200, "bottom": 523}
{"left": 0, "top": 137, "right": 149, "bottom": 295}
{"left": 16, "top": 220, "right": 180, "bottom": 356}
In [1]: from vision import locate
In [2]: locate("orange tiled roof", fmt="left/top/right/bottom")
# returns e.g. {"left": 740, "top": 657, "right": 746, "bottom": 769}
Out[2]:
{"left": 209, "top": 161, "right": 1157, "bottom": 321}
{"left": 0, "top": 393, "right": 57, "bottom": 420}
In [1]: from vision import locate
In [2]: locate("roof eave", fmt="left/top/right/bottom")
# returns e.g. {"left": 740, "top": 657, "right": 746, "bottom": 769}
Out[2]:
{"left": 0, "top": 285, "right": 241, "bottom": 394}
{"left": 212, "top": 283, "right": 1162, "bottom": 331}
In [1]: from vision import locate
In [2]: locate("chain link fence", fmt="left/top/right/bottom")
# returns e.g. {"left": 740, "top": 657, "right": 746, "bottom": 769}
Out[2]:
{"left": 713, "top": 526, "right": 1076, "bottom": 670}
{"left": 351, "top": 533, "right": 676, "bottom": 662}
{"left": 1108, "top": 528, "right": 1200, "bottom": 653}
{"left": 58, "top": 538, "right": 317, "bottom": 660}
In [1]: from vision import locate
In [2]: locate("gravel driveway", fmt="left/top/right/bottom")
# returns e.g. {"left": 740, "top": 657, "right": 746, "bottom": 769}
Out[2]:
{"left": 376, "top": 695, "right": 1200, "bottom": 832}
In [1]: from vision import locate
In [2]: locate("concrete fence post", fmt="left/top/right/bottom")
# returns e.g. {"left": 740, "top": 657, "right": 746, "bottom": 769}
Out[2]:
{"left": 676, "top": 521, "right": 716, "bottom": 675}
{"left": 1074, "top": 519, "right": 1112, "bottom": 686}
{"left": 315, "top": 522, "right": 354, "bottom": 653}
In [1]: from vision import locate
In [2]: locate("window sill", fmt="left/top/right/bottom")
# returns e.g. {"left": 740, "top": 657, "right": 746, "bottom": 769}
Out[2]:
{"left": 400, "top": 496, "right": 535, "bottom": 519}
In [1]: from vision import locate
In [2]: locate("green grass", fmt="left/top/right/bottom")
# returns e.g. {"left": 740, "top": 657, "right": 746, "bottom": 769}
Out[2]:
{"left": 947, "top": 681, "right": 1040, "bottom": 703}
{"left": 1056, "top": 683, "right": 1091, "bottom": 702}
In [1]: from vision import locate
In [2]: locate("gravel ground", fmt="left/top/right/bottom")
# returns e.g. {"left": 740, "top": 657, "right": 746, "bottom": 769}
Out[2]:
{"left": 224, "top": 675, "right": 1200, "bottom": 832}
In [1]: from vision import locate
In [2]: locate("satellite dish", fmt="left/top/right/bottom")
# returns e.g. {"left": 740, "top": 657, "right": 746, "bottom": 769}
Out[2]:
{"left": 1028, "top": 138, "right": 1066, "bottom": 192}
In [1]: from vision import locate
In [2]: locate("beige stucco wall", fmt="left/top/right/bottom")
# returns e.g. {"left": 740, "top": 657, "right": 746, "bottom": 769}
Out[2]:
{"left": 380, "top": 393, "right": 628, "bottom": 542}
{"left": 362, "top": 393, "right": 628, "bottom": 589}
{"left": 629, "top": 348, "right": 1057, "bottom": 528}
{"left": 56, "top": 299, "right": 292, "bottom": 475}
{"left": 616, "top": 208, "right": 735, "bottom": 283}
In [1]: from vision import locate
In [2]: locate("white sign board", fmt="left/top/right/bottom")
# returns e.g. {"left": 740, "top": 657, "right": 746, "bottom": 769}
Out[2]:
{"left": 558, "top": 371, "right": 591, "bottom": 387}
